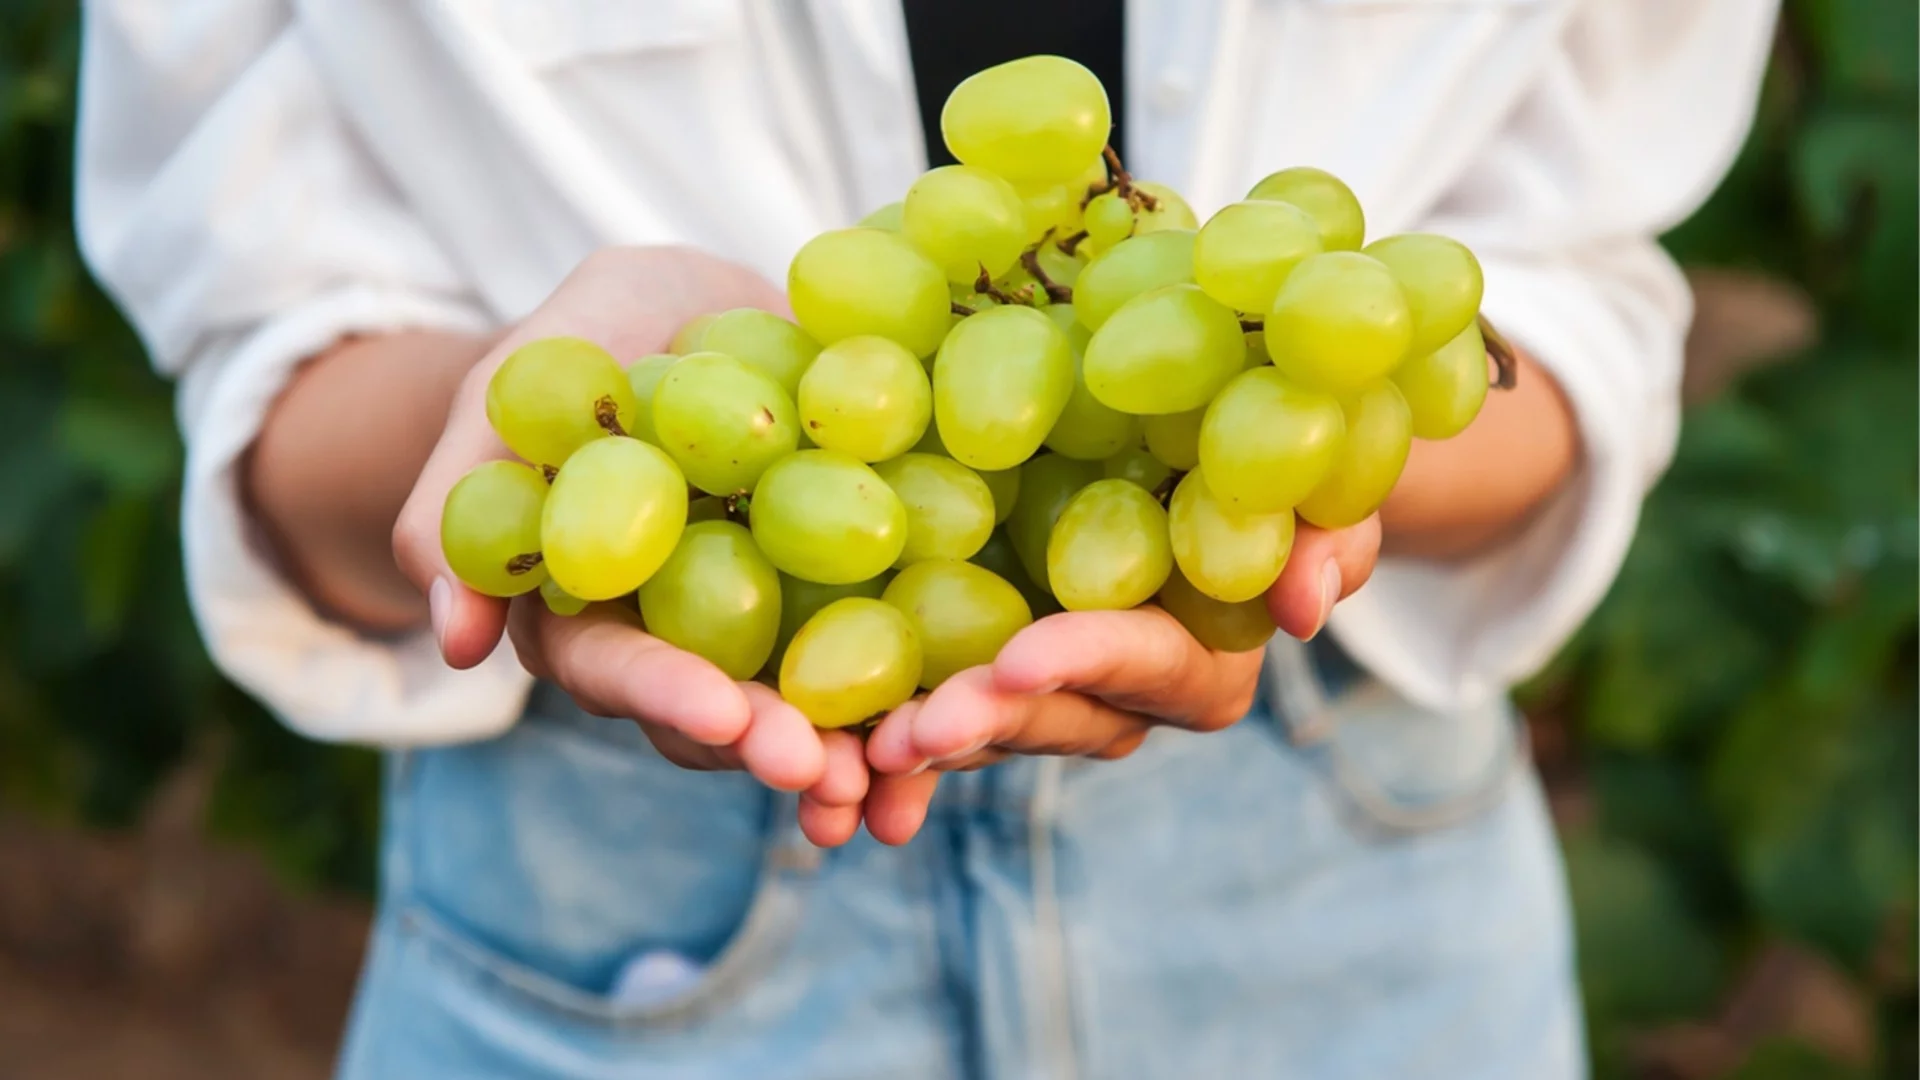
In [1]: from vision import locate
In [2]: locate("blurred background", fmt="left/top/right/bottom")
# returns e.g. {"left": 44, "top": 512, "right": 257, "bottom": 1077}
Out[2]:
{"left": 0, "top": 3, "right": 1912, "bottom": 1078}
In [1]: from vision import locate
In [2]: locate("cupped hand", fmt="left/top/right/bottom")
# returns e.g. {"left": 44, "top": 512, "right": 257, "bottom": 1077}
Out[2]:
{"left": 390, "top": 247, "right": 868, "bottom": 843}
{"left": 858, "top": 515, "right": 1382, "bottom": 846}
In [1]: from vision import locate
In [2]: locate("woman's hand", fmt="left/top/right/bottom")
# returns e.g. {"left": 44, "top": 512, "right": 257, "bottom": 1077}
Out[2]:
{"left": 388, "top": 247, "right": 870, "bottom": 841}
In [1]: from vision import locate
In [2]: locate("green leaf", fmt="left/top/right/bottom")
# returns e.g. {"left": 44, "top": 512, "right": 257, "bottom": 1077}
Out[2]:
{"left": 1564, "top": 832, "right": 1727, "bottom": 1029}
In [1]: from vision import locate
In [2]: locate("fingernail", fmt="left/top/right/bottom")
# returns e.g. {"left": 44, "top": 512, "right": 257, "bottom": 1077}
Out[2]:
{"left": 1028, "top": 680, "right": 1062, "bottom": 696}
{"left": 1308, "top": 561, "right": 1341, "bottom": 641}
{"left": 428, "top": 577, "right": 452, "bottom": 650}
{"left": 933, "top": 736, "right": 990, "bottom": 765}
{"left": 905, "top": 758, "right": 932, "bottom": 776}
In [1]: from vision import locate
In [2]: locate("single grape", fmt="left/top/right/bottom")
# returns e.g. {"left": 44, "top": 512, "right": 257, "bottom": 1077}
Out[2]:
{"left": 1246, "top": 166, "right": 1365, "bottom": 251}
{"left": 903, "top": 165, "right": 1030, "bottom": 284}
{"left": 1043, "top": 304, "right": 1137, "bottom": 460}
{"left": 768, "top": 573, "right": 889, "bottom": 676}
{"left": 1394, "top": 321, "right": 1489, "bottom": 440}
{"left": 1017, "top": 180, "right": 1084, "bottom": 245}
{"left": 1083, "top": 191, "right": 1135, "bottom": 249}
{"left": 884, "top": 560, "right": 1033, "bottom": 689}
{"left": 1266, "top": 251, "right": 1413, "bottom": 393}
{"left": 933, "top": 305, "right": 1075, "bottom": 470}
{"left": 1363, "top": 233, "right": 1484, "bottom": 358}
{"left": 1103, "top": 444, "right": 1173, "bottom": 492}
{"left": 1198, "top": 367, "right": 1346, "bottom": 514}
{"left": 539, "top": 577, "right": 588, "bottom": 616}
{"left": 1157, "top": 565, "right": 1275, "bottom": 653}
{"left": 859, "top": 201, "right": 904, "bottom": 230}
{"left": 441, "top": 460, "right": 549, "bottom": 597}
{"left": 1141, "top": 407, "right": 1204, "bottom": 471}
{"left": 541, "top": 437, "right": 688, "bottom": 600}
{"left": 1073, "top": 229, "right": 1196, "bottom": 332}
{"left": 789, "top": 228, "right": 950, "bottom": 357}
{"left": 1193, "top": 200, "right": 1323, "bottom": 313}
{"left": 750, "top": 450, "right": 908, "bottom": 584}
{"left": 1035, "top": 242, "right": 1087, "bottom": 288}
{"left": 485, "top": 337, "right": 638, "bottom": 467}
{"left": 1297, "top": 381, "right": 1413, "bottom": 530}
{"left": 941, "top": 55, "right": 1111, "bottom": 186}
{"left": 636, "top": 520, "right": 782, "bottom": 680}
{"left": 874, "top": 453, "right": 997, "bottom": 566}
{"left": 623, "top": 354, "right": 679, "bottom": 445}
{"left": 1169, "top": 467, "right": 1296, "bottom": 603}
{"left": 670, "top": 314, "right": 717, "bottom": 355}
{"left": 651, "top": 351, "right": 799, "bottom": 495}
{"left": 1007, "top": 454, "right": 1102, "bottom": 591}
{"left": 780, "top": 597, "right": 923, "bottom": 729}
{"left": 979, "top": 465, "right": 1021, "bottom": 524}
{"left": 1084, "top": 284, "right": 1246, "bottom": 414}
{"left": 1046, "top": 479, "right": 1174, "bottom": 611}
{"left": 1133, "top": 182, "right": 1199, "bottom": 233}
{"left": 797, "top": 336, "right": 932, "bottom": 462}
{"left": 692, "top": 309, "right": 822, "bottom": 398}
{"left": 970, "top": 527, "right": 1059, "bottom": 617}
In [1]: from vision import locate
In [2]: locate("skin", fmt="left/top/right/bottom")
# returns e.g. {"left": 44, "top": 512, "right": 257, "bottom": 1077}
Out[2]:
{"left": 247, "top": 247, "right": 1577, "bottom": 848}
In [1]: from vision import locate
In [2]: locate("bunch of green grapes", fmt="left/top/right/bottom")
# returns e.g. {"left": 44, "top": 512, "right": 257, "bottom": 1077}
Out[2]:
{"left": 443, "top": 54, "right": 1507, "bottom": 730}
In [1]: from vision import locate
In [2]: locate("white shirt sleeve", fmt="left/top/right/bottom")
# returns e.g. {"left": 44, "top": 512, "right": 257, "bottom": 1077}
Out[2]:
{"left": 75, "top": 4, "right": 532, "bottom": 746}
{"left": 1326, "top": 0, "right": 1780, "bottom": 711}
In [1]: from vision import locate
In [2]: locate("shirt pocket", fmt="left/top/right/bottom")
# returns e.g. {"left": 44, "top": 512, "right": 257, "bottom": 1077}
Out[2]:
{"left": 449, "top": 0, "right": 744, "bottom": 69}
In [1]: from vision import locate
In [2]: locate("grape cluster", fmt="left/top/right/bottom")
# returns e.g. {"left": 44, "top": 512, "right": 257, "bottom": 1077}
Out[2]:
{"left": 440, "top": 55, "right": 1509, "bottom": 730}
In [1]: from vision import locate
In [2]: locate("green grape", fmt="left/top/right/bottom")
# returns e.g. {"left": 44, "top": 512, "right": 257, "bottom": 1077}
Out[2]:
{"left": 1157, "top": 565, "right": 1275, "bottom": 653}
{"left": 1168, "top": 468, "right": 1296, "bottom": 603}
{"left": 692, "top": 309, "right": 822, "bottom": 398}
{"left": 1007, "top": 454, "right": 1102, "bottom": 591}
{"left": 1198, "top": 367, "right": 1346, "bottom": 514}
{"left": 1035, "top": 242, "right": 1086, "bottom": 288}
{"left": 1265, "top": 251, "right": 1413, "bottom": 393}
{"left": 903, "top": 165, "right": 1030, "bottom": 284}
{"left": 1363, "top": 233, "right": 1485, "bottom": 358}
{"left": 1142, "top": 407, "right": 1204, "bottom": 470}
{"left": 651, "top": 351, "right": 800, "bottom": 495}
{"left": 1103, "top": 445, "right": 1172, "bottom": 491}
{"left": 1084, "top": 284, "right": 1246, "bottom": 413}
{"left": 1083, "top": 191, "right": 1135, "bottom": 249}
{"left": 1394, "top": 321, "right": 1489, "bottom": 440}
{"left": 1017, "top": 180, "right": 1084, "bottom": 245}
{"left": 859, "top": 201, "right": 904, "bottom": 230}
{"left": 970, "top": 527, "right": 1059, "bottom": 617}
{"left": 933, "top": 305, "right": 1075, "bottom": 470}
{"left": 874, "top": 453, "right": 996, "bottom": 566}
{"left": 978, "top": 465, "right": 1021, "bottom": 524}
{"left": 750, "top": 450, "right": 908, "bottom": 584}
{"left": 670, "top": 314, "right": 717, "bottom": 355}
{"left": 485, "top": 337, "right": 638, "bottom": 467}
{"left": 687, "top": 495, "right": 728, "bottom": 523}
{"left": 1134, "top": 182, "right": 1198, "bottom": 233}
{"left": 789, "top": 228, "right": 950, "bottom": 357}
{"left": 539, "top": 577, "right": 588, "bottom": 616}
{"left": 541, "top": 437, "right": 688, "bottom": 600}
{"left": 1246, "top": 166, "right": 1366, "bottom": 251}
{"left": 768, "top": 573, "right": 889, "bottom": 675}
{"left": 1042, "top": 304, "right": 1136, "bottom": 460}
{"left": 993, "top": 264, "right": 1051, "bottom": 307}
{"left": 1046, "top": 479, "right": 1173, "bottom": 611}
{"left": 636, "top": 520, "right": 782, "bottom": 680}
{"left": 780, "top": 597, "right": 923, "bottom": 729}
{"left": 884, "top": 560, "right": 1034, "bottom": 689}
{"left": 441, "top": 460, "right": 550, "bottom": 597}
{"left": 1073, "top": 229, "right": 1196, "bottom": 332}
{"left": 1245, "top": 330, "right": 1272, "bottom": 367}
{"left": 941, "top": 55, "right": 1111, "bottom": 186}
{"left": 1193, "top": 200, "right": 1323, "bottom": 313}
{"left": 949, "top": 280, "right": 997, "bottom": 317}
{"left": 797, "top": 336, "right": 932, "bottom": 462}
{"left": 1297, "top": 381, "right": 1412, "bottom": 530}
{"left": 624, "top": 354, "right": 678, "bottom": 445}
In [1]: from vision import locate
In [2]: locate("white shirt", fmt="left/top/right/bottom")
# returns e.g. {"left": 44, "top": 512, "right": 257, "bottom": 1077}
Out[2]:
{"left": 74, "top": 0, "right": 1777, "bottom": 746}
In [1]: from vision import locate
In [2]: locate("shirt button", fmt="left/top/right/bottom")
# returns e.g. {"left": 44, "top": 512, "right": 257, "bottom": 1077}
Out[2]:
{"left": 1152, "top": 69, "right": 1194, "bottom": 113}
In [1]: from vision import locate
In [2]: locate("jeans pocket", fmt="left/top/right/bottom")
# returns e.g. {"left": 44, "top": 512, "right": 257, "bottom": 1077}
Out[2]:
{"left": 387, "top": 690, "right": 818, "bottom": 1030}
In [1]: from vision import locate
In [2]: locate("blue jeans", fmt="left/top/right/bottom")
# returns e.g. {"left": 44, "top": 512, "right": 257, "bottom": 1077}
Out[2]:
{"left": 337, "top": 638, "right": 1585, "bottom": 1079}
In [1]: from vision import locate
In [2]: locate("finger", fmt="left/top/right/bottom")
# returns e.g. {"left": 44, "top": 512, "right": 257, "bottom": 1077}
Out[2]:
{"left": 863, "top": 770, "right": 943, "bottom": 847}
{"left": 733, "top": 682, "right": 828, "bottom": 793}
{"left": 990, "top": 610, "right": 1260, "bottom": 731}
{"left": 534, "top": 603, "right": 752, "bottom": 745}
{"left": 806, "top": 729, "right": 873, "bottom": 808}
{"left": 870, "top": 667, "right": 1150, "bottom": 769}
{"left": 637, "top": 721, "right": 738, "bottom": 772}
{"left": 1266, "top": 515, "right": 1382, "bottom": 641}
{"left": 798, "top": 796, "right": 863, "bottom": 848}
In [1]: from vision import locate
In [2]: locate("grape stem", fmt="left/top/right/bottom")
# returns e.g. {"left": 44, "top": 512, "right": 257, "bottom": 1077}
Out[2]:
{"left": 539, "top": 464, "right": 558, "bottom": 483}
{"left": 506, "top": 552, "right": 544, "bottom": 575}
{"left": 973, "top": 266, "right": 1034, "bottom": 307}
{"left": 1150, "top": 471, "right": 1183, "bottom": 506}
{"left": 1056, "top": 230, "right": 1090, "bottom": 256}
{"left": 951, "top": 301, "right": 978, "bottom": 318}
{"left": 1019, "top": 243, "right": 1074, "bottom": 304}
{"left": 1238, "top": 316, "right": 1263, "bottom": 333}
{"left": 1478, "top": 315, "right": 1520, "bottom": 390}
{"left": 723, "top": 493, "right": 751, "bottom": 526}
{"left": 593, "top": 395, "right": 629, "bottom": 437}
{"left": 1099, "top": 145, "right": 1159, "bottom": 212}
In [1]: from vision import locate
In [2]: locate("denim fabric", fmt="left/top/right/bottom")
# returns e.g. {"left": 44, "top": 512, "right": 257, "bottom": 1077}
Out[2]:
{"left": 337, "top": 638, "right": 1584, "bottom": 1079}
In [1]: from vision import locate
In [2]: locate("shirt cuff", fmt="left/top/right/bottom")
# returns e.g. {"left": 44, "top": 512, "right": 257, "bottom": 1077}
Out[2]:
{"left": 1319, "top": 248, "right": 1687, "bottom": 711}
{"left": 178, "top": 285, "right": 534, "bottom": 746}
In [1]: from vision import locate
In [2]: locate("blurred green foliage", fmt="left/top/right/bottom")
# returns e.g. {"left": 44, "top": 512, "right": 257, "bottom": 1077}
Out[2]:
{"left": 0, "top": 3, "right": 1912, "bottom": 1076}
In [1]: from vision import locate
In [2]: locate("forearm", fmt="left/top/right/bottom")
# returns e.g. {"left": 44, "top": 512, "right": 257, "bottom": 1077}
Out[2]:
{"left": 1379, "top": 350, "right": 1578, "bottom": 559}
{"left": 243, "top": 330, "right": 493, "bottom": 633}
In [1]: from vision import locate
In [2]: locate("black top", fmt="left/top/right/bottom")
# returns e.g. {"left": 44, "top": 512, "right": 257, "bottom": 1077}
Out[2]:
{"left": 901, "top": 0, "right": 1126, "bottom": 169}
